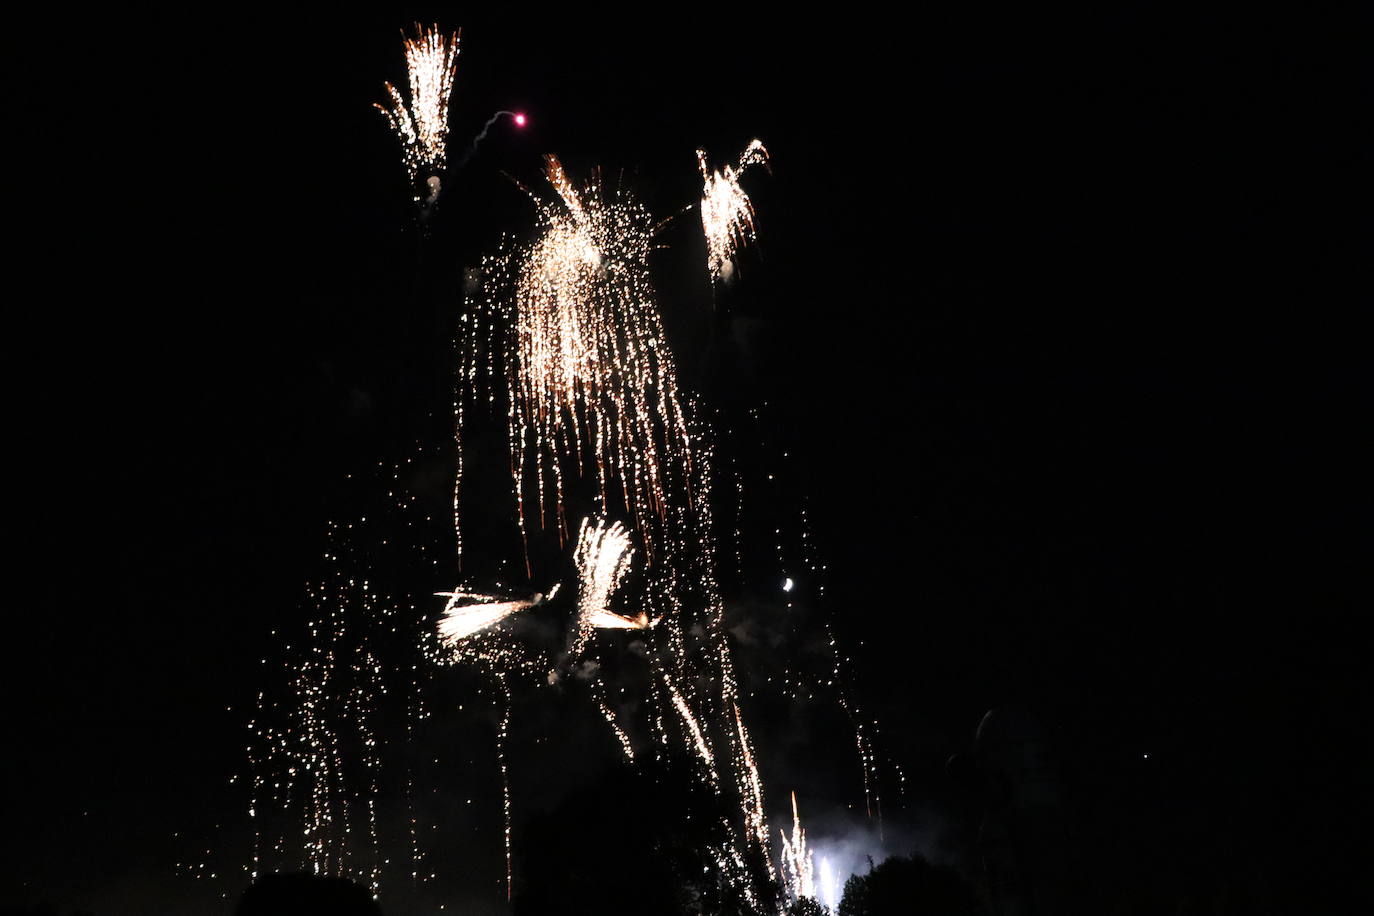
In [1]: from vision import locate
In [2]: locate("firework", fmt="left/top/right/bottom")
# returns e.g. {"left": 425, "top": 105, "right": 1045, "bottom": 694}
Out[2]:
{"left": 245, "top": 36, "right": 903, "bottom": 912}
{"left": 474, "top": 156, "right": 694, "bottom": 554}
{"left": 780, "top": 790, "right": 816, "bottom": 902}
{"left": 663, "top": 674, "right": 715, "bottom": 770}
{"left": 819, "top": 857, "right": 840, "bottom": 912}
{"left": 698, "top": 139, "right": 770, "bottom": 282}
{"left": 375, "top": 25, "right": 461, "bottom": 193}
{"left": 588, "top": 610, "right": 656, "bottom": 629}
{"left": 569, "top": 517, "right": 635, "bottom": 656}
{"left": 591, "top": 686, "right": 637, "bottom": 762}
{"left": 733, "top": 701, "right": 773, "bottom": 871}
{"left": 435, "top": 588, "right": 553, "bottom": 646}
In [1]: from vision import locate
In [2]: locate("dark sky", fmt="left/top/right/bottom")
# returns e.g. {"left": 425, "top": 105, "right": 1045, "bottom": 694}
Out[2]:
{"left": 7, "top": 7, "right": 1369, "bottom": 915}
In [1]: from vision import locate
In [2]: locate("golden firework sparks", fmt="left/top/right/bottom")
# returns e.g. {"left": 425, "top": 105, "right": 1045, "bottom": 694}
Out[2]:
{"left": 698, "top": 139, "right": 769, "bottom": 282}
{"left": 820, "top": 856, "right": 841, "bottom": 912}
{"left": 663, "top": 674, "right": 715, "bottom": 770}
{"left": 590, "top": 680, "right": 637, "bottom": 762}
{"left": 435, "top": 588, "right": 551, "bottom": 646}
{"left": 780, "top": 790, "right": 817, "bottom": 902}
{"left": 375, "top": 25, "right": 461, "bottom": 189}
{"left": 478, "top": 156, "right": 694, "bottom": 554}
{"left": 570, "top": 516, "right": 635, "bottom": 656}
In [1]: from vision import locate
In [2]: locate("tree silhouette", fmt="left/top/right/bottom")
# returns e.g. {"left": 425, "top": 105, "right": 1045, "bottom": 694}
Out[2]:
{"left": 511, "top": 753, "right": 776, "bottom": 916}
{"left": 837, "top": 853, "right": 978, "bottom": 916}
{"left": 787, "top": 896, "right": 828, "bottom": 916}
{"left": 235, "top": 874, "right": 384, "bottom": 916}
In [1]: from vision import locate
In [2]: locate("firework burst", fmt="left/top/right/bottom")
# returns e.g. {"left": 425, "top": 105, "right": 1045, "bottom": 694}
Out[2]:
{"left": 569, "top": 516, "right": 636, "bottom": 657}
{"left": 473, "top": 155, "right": 694, "bottom": 556}
{"left": 375, "top": 25, "right": 461, "bottom": 191}
{"left": 698, "top": 139, "right": 770, "bottom": 282}
{"left": 436, "top": 588, "right": 553, "bottom": 646}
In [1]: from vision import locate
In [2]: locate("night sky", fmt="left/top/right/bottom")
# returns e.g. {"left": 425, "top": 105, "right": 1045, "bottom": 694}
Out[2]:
{"left": 7, "top": 7, "right": 1369, "bottom": 915}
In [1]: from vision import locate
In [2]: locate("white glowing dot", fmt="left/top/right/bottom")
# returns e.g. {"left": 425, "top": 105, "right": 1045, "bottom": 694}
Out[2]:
{"left": 782, "top": 577, "right": 794, "bottom": 592}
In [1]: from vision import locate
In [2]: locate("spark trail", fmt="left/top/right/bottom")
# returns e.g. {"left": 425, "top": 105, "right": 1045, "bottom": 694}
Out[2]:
{"left": 435, "top": 588, "right": 552, "bottom": 645}
{"left": 780, "top": 790, "right": 817, "bottom": 903}
{"left": 469, "top": 155, "right": 698, "bottom": 563}
{"left": 452, "top": 110, "right": 527, "bottom": 171}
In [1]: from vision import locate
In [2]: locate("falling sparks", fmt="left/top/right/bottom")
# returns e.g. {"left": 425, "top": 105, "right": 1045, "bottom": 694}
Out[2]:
{"left": 454, "top": 155, "right": 775, "bottom": 902}
{"left": 733, "top": 701, "right": 772, "bottom": 871}
{"left": 698, "top": 139, "right": 769, "bottom": 282}
{"left": 588, "top": 610, "right": 655, "bottom": 629}
{"left": 476, "top": 156, "right": 694, "bottom": 554}
{"left": 663, "top": 675, "right": 715, "bottom": 770}
{"left": 375, "top": 25, "right": 461, "bottom": 189}
{"left": 245, "top": 452, "right": 451, "bottom": 897}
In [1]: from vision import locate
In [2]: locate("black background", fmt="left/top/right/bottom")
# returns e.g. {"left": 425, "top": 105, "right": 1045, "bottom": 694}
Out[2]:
{"left": 7, "top": 6, "right": 1369, "bottom": 914}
